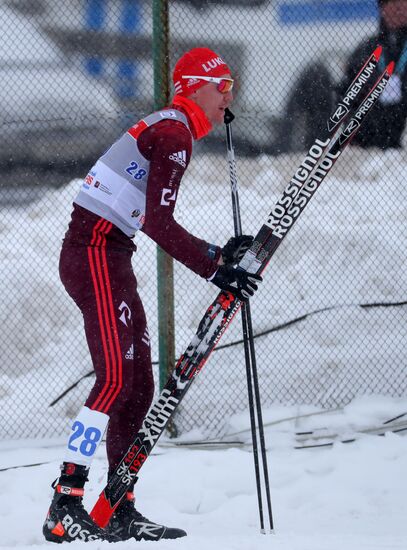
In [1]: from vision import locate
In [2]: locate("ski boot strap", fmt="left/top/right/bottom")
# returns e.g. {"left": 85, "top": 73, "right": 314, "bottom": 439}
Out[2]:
{"left": 60, "top": 462, "right": 89, "bottom": 479}
{"left": 55, "top": 484, "right": 85, "bottom": 497}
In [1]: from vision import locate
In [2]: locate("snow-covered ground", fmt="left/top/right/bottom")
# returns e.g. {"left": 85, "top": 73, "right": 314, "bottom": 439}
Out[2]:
{"left": 1, "top": 144, "right": 407, "bottom": 548}
{"left": 1, "top": 147, "right": 406, "bottom": 439}
{"left": 0, "top": 395, "right": 406, "bottom": 549}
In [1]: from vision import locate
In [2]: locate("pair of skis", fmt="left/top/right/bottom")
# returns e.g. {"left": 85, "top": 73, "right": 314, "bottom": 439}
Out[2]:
{"left": 90, "top": 46, "right": 394, "bottom": 528}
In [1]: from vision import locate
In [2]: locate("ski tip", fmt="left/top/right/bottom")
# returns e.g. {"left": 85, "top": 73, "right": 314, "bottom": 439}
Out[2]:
{"left": 387, "top": 61, "right": 395, "bottom": 76}
{"left": 373, "top": 45, "right": 383, "bottom": 61}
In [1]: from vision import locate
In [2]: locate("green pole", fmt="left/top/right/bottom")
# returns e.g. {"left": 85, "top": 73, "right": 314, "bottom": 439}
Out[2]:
{"left": 152, "top": 1, "right": 176, "bottom": 404}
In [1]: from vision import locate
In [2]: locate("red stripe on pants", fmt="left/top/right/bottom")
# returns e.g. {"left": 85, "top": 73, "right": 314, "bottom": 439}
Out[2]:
{"left": 87, "top": 219, "right": 123, "bottom": 414}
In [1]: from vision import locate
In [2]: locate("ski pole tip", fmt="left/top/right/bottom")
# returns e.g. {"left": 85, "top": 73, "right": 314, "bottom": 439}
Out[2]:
{"left": 373, "top": 45, "right": 383, "bottom": 60}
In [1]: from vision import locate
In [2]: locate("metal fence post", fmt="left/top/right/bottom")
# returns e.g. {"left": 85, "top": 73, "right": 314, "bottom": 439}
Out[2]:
{"left": 152, "top": 1, "right": 176, "bottom": 403}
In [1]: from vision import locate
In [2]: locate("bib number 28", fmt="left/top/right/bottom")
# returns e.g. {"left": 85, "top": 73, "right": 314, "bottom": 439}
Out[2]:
{"left": 64, "top": 406, "right": 109, "bottom": 465}
{"left": 125, "top": 161, "right": 146, "bottom": 180}
{"left": 68, "top": 421, "right": 102, "bottom": 457}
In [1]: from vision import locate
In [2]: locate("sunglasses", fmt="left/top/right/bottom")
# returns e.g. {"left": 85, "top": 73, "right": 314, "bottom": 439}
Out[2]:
{"left": 182, "top": 75, "right": 234, "bottom": 94}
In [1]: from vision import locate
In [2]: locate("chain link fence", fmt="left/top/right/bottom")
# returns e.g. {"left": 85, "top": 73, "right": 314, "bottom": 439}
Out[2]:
{"left": 1, "top": 0, "right": 406, "bottom": 440}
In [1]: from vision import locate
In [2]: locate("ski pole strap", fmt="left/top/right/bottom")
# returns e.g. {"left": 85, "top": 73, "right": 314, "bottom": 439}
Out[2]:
{"left": 207, "top": 243, "right": 218, "bottom": 260}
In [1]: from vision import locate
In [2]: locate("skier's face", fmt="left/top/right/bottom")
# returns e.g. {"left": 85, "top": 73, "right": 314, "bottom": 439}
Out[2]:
{"left": 382, "top": 0, "right": 407, "bottom": 30}
{"left": 189, "top": 73, "right": 234, "bottom": 127}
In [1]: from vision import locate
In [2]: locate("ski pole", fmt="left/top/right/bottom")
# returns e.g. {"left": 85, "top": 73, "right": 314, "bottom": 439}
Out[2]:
{"left": 224, "top": 108, "right": 274, "bottom": 534}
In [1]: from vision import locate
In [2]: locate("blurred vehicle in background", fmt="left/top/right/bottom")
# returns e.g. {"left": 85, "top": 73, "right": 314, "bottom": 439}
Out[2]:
{"left": 3, "top": 0, "right": 387, "bottom": 161}
{"left": 277, "top": 0, "right": 407, "bottom": 152}
{"left": 36, "top": 0, "right": 380, "bottom": 155}
{"left": 0, "top": 5, "right": 121, "bottom": 170}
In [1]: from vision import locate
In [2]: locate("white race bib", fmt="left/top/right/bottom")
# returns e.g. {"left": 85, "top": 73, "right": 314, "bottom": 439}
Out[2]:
{"left": 64, "top": 406, "right": 109, "bottom": 467}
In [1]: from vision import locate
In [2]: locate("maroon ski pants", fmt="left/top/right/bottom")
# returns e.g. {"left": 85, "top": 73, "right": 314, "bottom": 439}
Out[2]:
{"left": 59, "top": 226, "right": 154, "bottom": 473}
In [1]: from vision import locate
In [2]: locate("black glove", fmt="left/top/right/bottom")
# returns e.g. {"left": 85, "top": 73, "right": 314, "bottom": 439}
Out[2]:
{"left": 211, "top": 265, "right": 262, "bottom": 301}
{"left": 221, "top": 235, "right": 254, "bottom": 265}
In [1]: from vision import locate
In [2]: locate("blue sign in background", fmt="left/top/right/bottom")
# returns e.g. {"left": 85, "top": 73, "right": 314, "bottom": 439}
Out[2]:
{"left": 278, "top": 0, "right": 378, "bottom": 25}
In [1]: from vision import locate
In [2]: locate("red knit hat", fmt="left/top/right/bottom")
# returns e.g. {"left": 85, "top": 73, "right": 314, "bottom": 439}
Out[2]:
{"left": 173, "top": 47, "right": 231, "bottom": 96}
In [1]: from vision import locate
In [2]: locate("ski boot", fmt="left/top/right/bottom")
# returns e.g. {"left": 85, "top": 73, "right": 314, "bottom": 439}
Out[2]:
{"left": 107, "top": 490, "right": 187, "bottom": 542}
{"left": 43, "top": 462, "right": 118, "bottom": 543}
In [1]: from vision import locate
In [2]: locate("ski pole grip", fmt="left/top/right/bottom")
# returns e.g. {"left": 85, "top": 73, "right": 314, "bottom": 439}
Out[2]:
{"left": 224, "top": 108, "right": 235, "bottom": 125}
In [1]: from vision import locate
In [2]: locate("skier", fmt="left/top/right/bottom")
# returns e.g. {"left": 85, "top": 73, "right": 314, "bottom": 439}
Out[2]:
{"left": 43, "top": 47, "right": 262, "bottom": 543}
